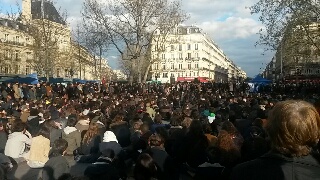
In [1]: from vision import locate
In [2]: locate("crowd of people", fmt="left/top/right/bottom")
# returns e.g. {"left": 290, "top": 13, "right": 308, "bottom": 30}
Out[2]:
{"left": 0, "top": 81, "right": 319, "bottom": 180}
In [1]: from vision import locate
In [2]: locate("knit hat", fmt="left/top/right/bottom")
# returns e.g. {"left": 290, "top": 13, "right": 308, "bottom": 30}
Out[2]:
{"left": 208, "top": 113, "right": 216, "bottom": 123}
{"left": 103, "top": 131, "right": 118, "bottom": 143}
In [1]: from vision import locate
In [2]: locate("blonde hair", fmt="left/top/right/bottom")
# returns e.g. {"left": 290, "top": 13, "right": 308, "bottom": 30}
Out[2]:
{"left": 266, "top": 100, "right": 320, "bottom": 157}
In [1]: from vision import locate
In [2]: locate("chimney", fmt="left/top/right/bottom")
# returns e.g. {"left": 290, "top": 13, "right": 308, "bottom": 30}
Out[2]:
{"left": 22, "top": 0, "right": 32, "bottom": 23}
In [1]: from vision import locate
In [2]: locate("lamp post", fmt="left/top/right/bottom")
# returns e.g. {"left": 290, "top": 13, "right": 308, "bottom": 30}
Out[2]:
{"left": 208, "top": 64, "right": 211, "bottom": 80}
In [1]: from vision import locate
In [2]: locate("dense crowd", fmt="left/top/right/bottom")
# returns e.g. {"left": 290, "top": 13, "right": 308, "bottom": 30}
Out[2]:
{"left": 0, "top": 81, "right": 320, "bottom": 180}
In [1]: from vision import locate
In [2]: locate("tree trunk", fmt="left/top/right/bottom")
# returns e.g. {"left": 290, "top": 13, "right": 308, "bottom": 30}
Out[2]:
{"left": 143, "top": 63, "right": 152, "bottom": 83}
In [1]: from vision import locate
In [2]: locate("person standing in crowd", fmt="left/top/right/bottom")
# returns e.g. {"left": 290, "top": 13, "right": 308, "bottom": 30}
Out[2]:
{"left": 231, "top": 100, "right": 320, "bottom": 180}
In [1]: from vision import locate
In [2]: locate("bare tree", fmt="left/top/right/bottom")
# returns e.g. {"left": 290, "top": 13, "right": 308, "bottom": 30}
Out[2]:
{"left": 250, "top": 0, "right": 320, "bottom": 52}
{"left": 82, "top": 0, "right": 187, "bottom": 83}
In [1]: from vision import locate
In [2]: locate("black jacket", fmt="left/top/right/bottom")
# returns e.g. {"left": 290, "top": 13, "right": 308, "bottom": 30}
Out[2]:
{"left": 84, "top": 157, "right": 120, "bottom": 180}
{"left": 231, "top": 151, "right": 320, "bottom": 180}
{"left": 42, "top": 155, "right": 69, "bottom": 180}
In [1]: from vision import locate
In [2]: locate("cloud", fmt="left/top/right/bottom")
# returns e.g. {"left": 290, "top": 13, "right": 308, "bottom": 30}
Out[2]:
{"left": 199, "top": 17, "right": 263, "bottom": 40}
{"left": 1, "top": 0, "right": 272, "bottom": 76}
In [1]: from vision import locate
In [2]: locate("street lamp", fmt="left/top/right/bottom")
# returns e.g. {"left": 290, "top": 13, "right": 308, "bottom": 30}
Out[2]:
{"left": 208, "top": 64, "right": 211, "bottom": 80}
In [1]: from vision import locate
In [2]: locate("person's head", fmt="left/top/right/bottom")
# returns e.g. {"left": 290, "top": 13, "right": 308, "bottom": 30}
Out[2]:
{"left": 148, "top": 134, "right": 164, "bottom": 147}
{"left": 113, "top": 114, "right": 124, "bottom": 123}
{"left": 50, "top": 139, "right": 68, "bottom": 158}
{"left": 216, "top": 130, "right": 241, "bottom": 166}
{"left": 140, "top": 123, "right": 150, "bottom": 134}
{"left": 154, "top": 114, "right": 162, "bottom": 124}
{"left": 82, "top": 123, "right": 99, "bottom": 144}
{"left": 181, "top": 117, "right": 192, "bottom": 129}
{"left": 37, "top": 126, "right": 50, "bottom": 139}
{"left": 30, "top": 108, "right": 39, "bottom": 116}
{"left": 11, "top": 121, "right": 26, "bottom": 133}
{"left": 66, "top": 116, "right": 78, "bottom": 127}
{"left": 266, "top": 100, "right": 320, "bottom": 157}
{"left": 134, "top": 153, "right": 157, "bottom": 180}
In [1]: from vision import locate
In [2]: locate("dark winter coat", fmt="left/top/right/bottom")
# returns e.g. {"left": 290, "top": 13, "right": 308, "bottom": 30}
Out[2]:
{"left": 110, "top": 121, "right": 131, "bottom": 148}
{"left": 42, "top": 155, "right": 69, "bottom": 180}
{"left": 99, "top": 141, "right": 122, "bottom": 156}
{"left": 84, "top": 157, "right": 120, "bottom": 180}
{"left": 231, "top": 151, "right": 320, "bottom": 180}
{"left": 80, "top": 135, "right": 101, "bottom": 155}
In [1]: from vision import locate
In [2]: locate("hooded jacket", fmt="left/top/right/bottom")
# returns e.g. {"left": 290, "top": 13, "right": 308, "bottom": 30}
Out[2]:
{"left": 62, "top": 126, "right": 81, "bottom": 155}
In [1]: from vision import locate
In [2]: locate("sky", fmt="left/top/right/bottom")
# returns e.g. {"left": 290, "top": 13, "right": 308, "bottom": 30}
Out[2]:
{"left": 0, "top": 0, "right": 274, "bottom": 77}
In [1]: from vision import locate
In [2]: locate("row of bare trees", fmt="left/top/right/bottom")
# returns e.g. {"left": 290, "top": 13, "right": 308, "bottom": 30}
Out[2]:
{"left": 81, "top": 0, "right": 187, "bottom": 83}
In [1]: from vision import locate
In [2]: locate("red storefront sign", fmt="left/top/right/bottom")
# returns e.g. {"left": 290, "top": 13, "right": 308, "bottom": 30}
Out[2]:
{"left": 176, "top": 77, "right": 208, "bottom": 83}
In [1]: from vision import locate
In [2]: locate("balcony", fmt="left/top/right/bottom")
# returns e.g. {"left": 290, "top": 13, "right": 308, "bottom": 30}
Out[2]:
{"left": 2, "top": 40, "right": 25, "bottom": 47}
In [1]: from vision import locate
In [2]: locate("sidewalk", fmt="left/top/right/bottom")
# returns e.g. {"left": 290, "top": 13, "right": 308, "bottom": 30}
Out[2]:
{"left": 7, "top": 156, "right": 89, "bottom": 180}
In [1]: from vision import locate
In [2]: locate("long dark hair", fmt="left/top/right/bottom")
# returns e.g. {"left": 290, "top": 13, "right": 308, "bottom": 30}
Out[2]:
{"left": 49, "top": 139, "right": 68, "bottom": 158}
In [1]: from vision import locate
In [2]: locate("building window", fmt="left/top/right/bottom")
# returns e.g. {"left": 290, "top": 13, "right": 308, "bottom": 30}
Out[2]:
{"left": 194, "top": 72, "right": 196, "bottom": 76}
{"left": 57, "top": 68, "right": 60, "bottom": 77}
{"left": 171, "top": 63, "right": 174, "bottom": 69}
{"left": 195, "top": 53, "right": 199, "bottom": 58}
{"left": 179, "top": 53, "right": 183, "bottom": 59}
{"left": 14, "top": 65, "right": 19, "bottom": 74}
{"left": 179, "top": 64, "right": 182, "bottom": 69}
{"left": 154, "top": 64, "right": 159, "bottom": 70}
{"left": 162, "top": 65, "right": 166, "bottom": 70}
{"left": 26, "top": 52, "right": 32, "bottom": 60}
{"left": 179, "top": 44, "right": 182, "bottom": 51}
{"left": 26, "top": 38, "right": 29, "bottom": 42}
{"left": 189, "top": 72, "right": 192, "bottom": 77}
{"left": 16, "top": 36, "right": 19, "bottom": 43}
{"left": 178, "top": 73, "right": 180, "bottom": 77}
{"left": 161, "top": 54, "right": 166, "bottom": 59}
{"left": 4, "top": 66, "right": 9, "bottom": 74}
{"left": 15, "top": 51, "right": 19, "bottom": 60}
{"left": 171, "top": 45, "right": 175, "bottom": 51}
{"left": 187, "top": 53, "right": 191, "bottom": 59}
{"left": 4, "top": 34, "right": 9, "bottom": 41}
{"left": 195, "top": 44, "right": 198, "bottom": 50}
{"left": 25, "top": 66, "right": 30, "bottom": 75}
{"left": 188, "top": 63, "right": 191, "bottom": 70}
{"left": 5, "top": 50, "right": 9, "bottom": 58}
{"left": 162, "top": 73, "right": 168, "bottom": 78}
{"left": 187, "top": 44, "right": 191, "bottom": 50}
{"left": 195, "top": 63, "right": 199, "bottom": 68}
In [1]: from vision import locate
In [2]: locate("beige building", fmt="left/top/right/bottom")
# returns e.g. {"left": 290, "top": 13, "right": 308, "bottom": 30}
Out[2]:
{"left": 0, "top": 0, "right": 109, "bottom": 80}
{"left": 268, "top": 20, "right": 320, "bottom": 81}
{"left": 150, "top": 25, "right": 246, "bottom": 83}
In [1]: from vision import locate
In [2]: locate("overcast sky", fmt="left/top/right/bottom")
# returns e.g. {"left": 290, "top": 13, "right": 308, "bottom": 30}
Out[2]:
{"left": 1, "top": 0, "right": 274, "bottom": 77}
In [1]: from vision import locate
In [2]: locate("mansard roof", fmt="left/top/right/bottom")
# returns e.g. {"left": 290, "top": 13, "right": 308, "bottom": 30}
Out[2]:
{"left": 31, "top": 0, "right": 66, "bottom": 25}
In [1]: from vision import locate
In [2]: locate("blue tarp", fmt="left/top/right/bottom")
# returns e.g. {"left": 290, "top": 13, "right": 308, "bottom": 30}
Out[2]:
{"left": 1, "top": 73, "right": 39, "bottom": 84}
{"left": 250, "top": 75, "right": 272, "bottom": 84}
{"left": 73, "top": 78, "right": 87, "bottom": 84}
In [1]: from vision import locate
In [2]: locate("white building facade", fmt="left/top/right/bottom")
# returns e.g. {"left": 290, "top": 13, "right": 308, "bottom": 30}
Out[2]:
{"left": 150, "top": 26, "right": 246, "bottom": 83}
